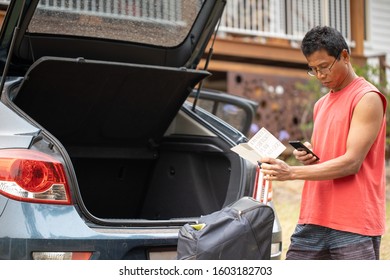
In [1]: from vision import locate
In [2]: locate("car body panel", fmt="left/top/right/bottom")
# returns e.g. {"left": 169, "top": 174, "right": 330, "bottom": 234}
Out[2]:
{"left": 0, "top": 101, "right": 39, "bottom": 148}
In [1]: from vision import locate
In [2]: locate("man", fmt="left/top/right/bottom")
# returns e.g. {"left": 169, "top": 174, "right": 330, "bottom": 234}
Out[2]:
{"left": 260, "top": 26, "right": 387, "bottom": 260}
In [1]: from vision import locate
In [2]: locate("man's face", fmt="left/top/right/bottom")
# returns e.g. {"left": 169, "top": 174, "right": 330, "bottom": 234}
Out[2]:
{"left": 306, "top": 49, "right": 349, "bottom": 92}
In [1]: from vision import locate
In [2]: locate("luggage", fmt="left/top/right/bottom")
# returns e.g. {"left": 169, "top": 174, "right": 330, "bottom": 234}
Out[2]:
{"left": 176, "top": 196, "right": 275, "bottom": 260}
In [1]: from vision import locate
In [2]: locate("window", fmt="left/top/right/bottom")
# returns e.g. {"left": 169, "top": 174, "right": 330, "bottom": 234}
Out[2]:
{"left": 28, "top": 0, "right": 204, "bottom": 47}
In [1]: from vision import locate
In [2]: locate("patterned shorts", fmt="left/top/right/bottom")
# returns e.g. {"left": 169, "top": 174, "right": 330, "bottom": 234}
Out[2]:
{"left": 286, "top": 224, "right": 381, "bottom": 260}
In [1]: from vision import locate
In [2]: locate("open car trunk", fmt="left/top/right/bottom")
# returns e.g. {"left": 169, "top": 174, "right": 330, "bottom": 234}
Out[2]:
{"left": 11, "top": 57, "right": 237, "bottom": 221}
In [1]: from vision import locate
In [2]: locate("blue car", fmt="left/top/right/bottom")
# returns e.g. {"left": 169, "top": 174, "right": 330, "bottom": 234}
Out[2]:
{"left": 0, "top": 0, "right": 282, "bottom": 260}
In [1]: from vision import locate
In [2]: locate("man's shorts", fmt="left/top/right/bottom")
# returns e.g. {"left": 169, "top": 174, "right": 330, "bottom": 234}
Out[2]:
{"left": 286, "top": 224, "right": 381, "bottom": 260}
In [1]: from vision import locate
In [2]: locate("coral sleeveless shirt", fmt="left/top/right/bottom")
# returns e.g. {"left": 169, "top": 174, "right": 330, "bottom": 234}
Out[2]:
{"left": 298, "top": 77, "right": 387, "bottom": 236}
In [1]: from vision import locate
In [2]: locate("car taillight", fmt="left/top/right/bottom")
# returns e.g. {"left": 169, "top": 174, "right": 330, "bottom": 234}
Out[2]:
{"left": 252, "top": 166, "right": 272, "bottom": 204}
{"left": 0, "top": 149, "right": 71, "bottom": 204}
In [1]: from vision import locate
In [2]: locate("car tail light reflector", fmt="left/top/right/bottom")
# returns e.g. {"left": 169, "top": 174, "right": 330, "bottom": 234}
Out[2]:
{"left": 32, "top": 252, "right": 92, "bottom": 260}
{"left": 0, "top": 149, "right": 71, "bottom": 204}
{"left": 252, "top": 166, "right": 272, "bottom": 204}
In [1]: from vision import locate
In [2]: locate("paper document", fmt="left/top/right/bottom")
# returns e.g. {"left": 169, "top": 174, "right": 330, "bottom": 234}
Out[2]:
{"left": 231, "top": 127, "right": 286, "bottom": 165}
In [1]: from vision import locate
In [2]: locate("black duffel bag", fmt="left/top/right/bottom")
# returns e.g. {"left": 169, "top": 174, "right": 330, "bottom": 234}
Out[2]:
{"left": 177, "top": 196, "right": 275, "bottom": 260}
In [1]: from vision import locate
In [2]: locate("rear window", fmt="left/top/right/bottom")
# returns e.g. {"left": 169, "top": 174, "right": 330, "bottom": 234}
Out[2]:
{"left": 27, "top": 0, "right": 204, "bottom": 47}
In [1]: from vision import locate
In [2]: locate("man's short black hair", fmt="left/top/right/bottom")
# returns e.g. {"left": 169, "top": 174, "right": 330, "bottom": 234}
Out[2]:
{"left": 301, "top": 26, "right": 350, "bottom": 58}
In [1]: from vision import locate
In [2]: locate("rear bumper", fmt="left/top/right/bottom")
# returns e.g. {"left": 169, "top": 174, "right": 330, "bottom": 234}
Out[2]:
{"left": 0, "top": 197, "right": 282, "bottom": 260}
{"left": 0, "top": 197, "right": 178, "bottom": 260}
{"left": 0, "top": 237, "right": 178, "bottom": 260}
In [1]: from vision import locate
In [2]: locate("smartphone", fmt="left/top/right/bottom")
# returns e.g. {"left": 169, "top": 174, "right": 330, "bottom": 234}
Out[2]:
{"left": 289, "top": 140, "right": 320, "bottom": 160}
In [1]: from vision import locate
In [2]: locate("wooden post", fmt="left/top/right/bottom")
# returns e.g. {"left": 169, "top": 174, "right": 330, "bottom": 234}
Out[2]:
{"left": 350, "top": 0, "right": 365, "bottom": 57}
{"left": 0, "top": 10, "right": 6, "bottom": 27}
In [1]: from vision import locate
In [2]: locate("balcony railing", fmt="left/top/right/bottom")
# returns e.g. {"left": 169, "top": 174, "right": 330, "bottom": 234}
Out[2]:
{"left": 0, "top": 0, "right": 188, "bottom": 26}
{"left": 219, "top": 0, "right": 351, "bottom": 43}
{"left": 37, "top": 0, "right": 186, "bottom": 26}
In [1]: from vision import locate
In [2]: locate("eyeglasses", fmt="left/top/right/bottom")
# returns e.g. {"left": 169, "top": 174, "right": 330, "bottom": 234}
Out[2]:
{"left": 307, "top": 52, "right": 341, "bottom": 77}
